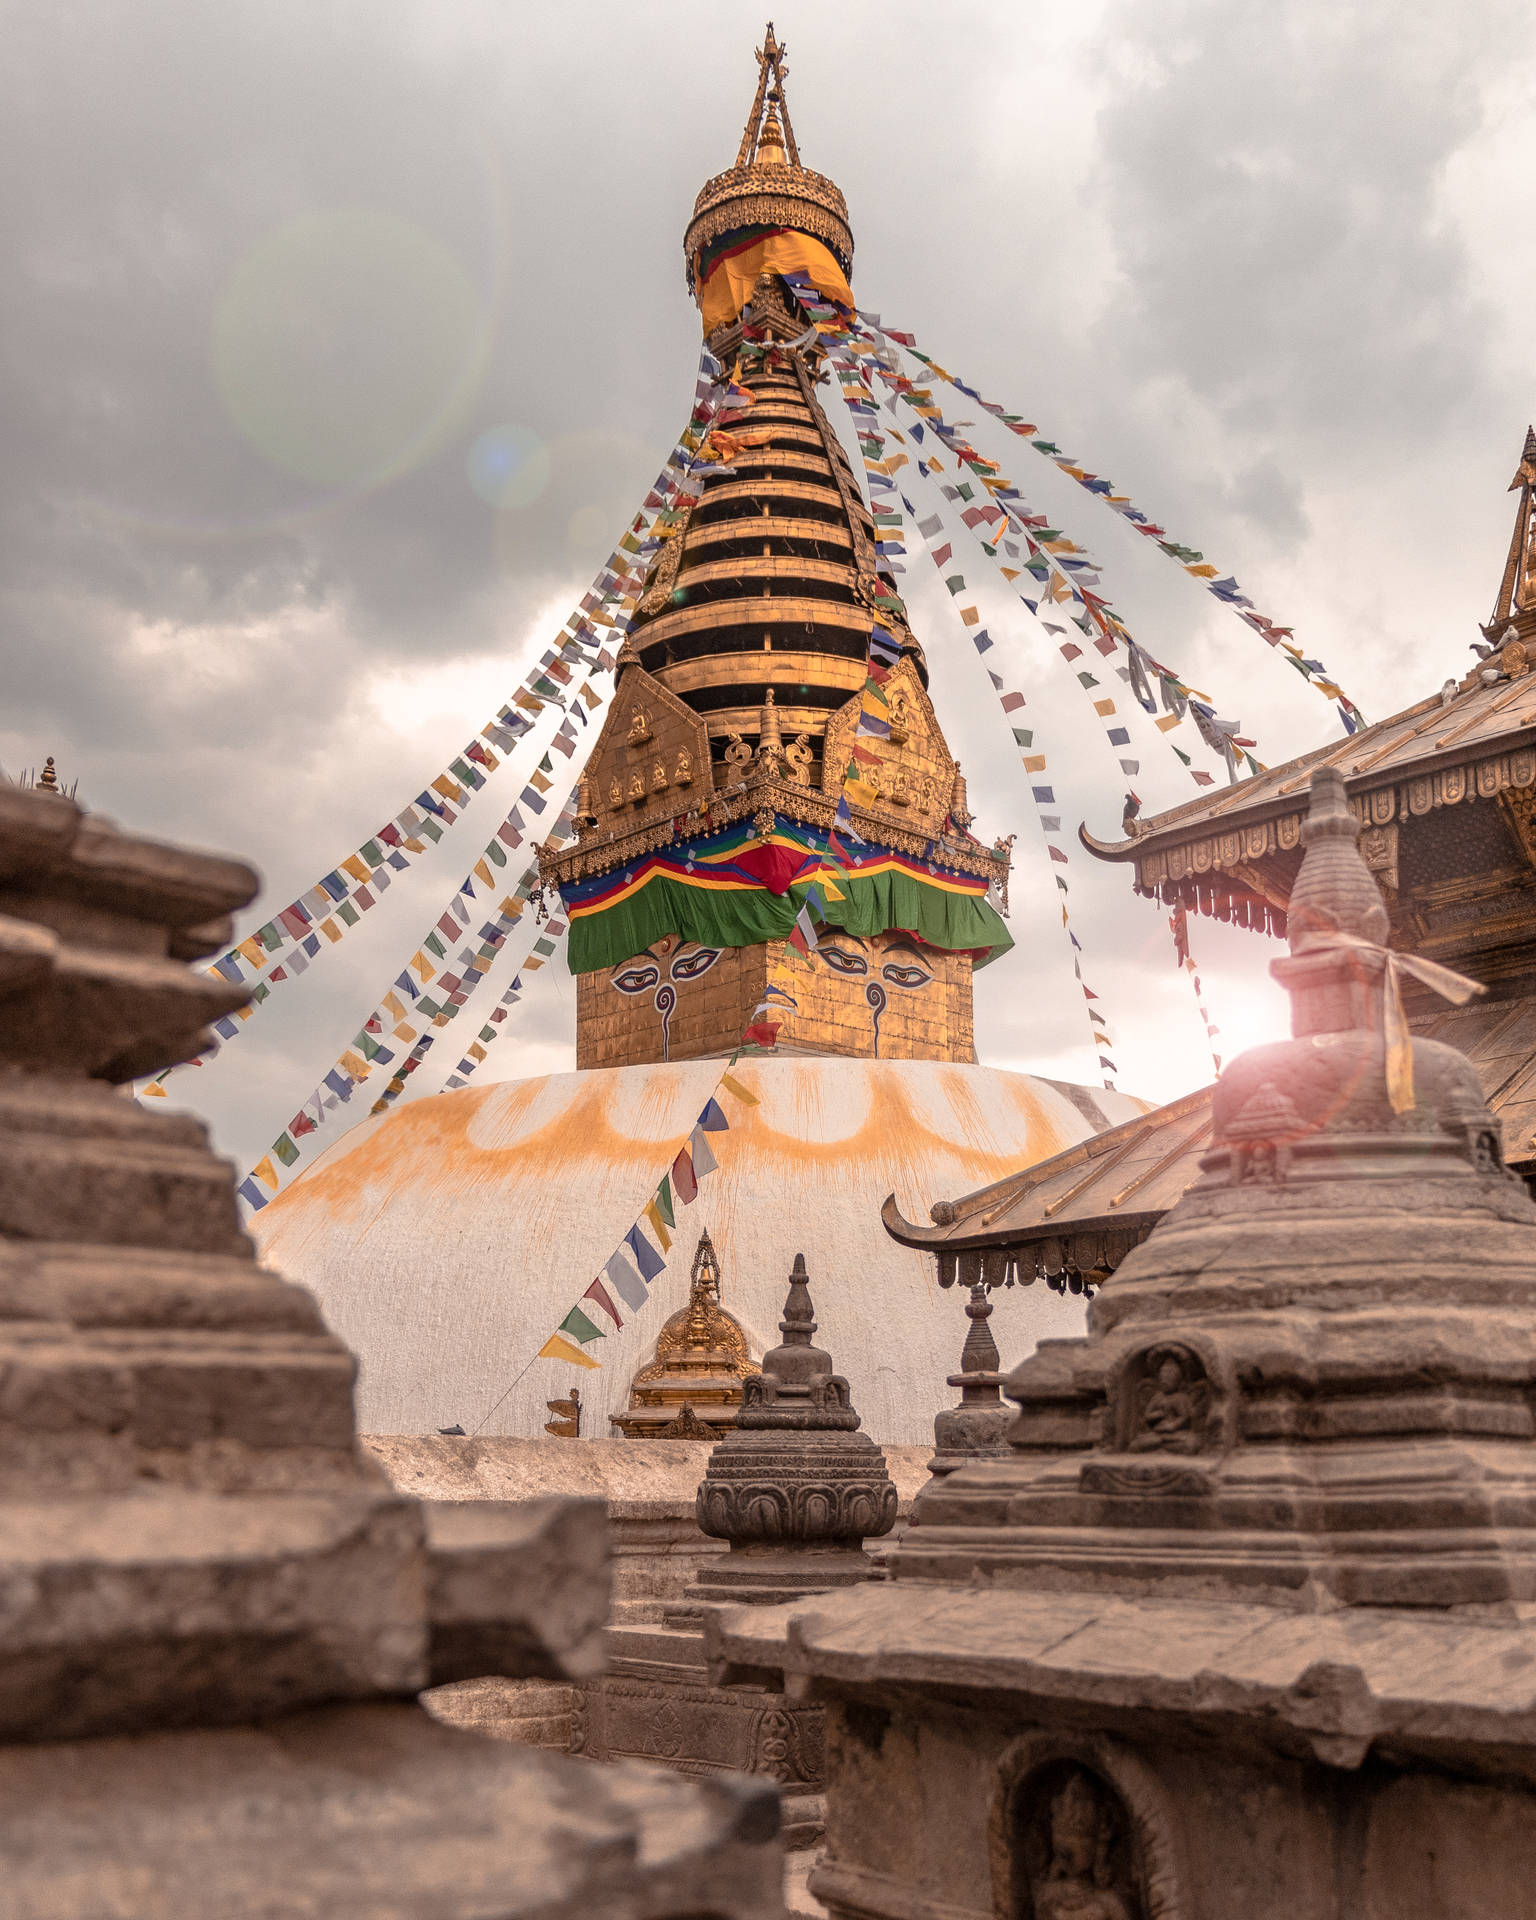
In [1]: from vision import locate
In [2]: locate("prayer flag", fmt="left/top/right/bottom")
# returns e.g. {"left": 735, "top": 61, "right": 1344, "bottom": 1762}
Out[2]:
{"left": 625, "top": 1224, "right": 665, "bottom": 1282}
{"left": 698, "top": 1097, "right": 729, "bottom": 1132}
{"left": 537, "top": 1332, "right": 600, "bottom": 1370}
{"left": 653, "top": 1177, "right": 676, "bottom": 1228}
{"left": 644, "top": 1199, "right": 673, "bottom": 1251}
{"left": 721, "top": 1072, "right": 759, "bottom": 1106}
{"left": 236, "top": 1176, "right": 268, "bottom": 1213}
{"left": 584, "top": 1279, "right": 624, "bottom": 1329}
{"left": 672, "top": 1147, "right": 698, "bottom": 1205}
{"left": 251, "top": 1155, "right": 279, "bottom": 1191}
{"left": 560, "top": 1305, "right": 604, "bottom": 1345}
{"left": 272, "top": 1133, "right": 299, "bottom": 1168}
{"left": 604, "top": 1251, "right": 648, "bottom": 1310}
{"left": 689, "top": 1126, "right": 718, "bottom": 1178}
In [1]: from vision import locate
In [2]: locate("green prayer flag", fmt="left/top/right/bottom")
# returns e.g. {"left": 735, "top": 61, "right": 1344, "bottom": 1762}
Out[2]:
{"left": 336, "top": 901, "right": 360, "bottom": 928}
{"left": 654, "top": 1176, "right": 676, "bottom": 1229}
{"left": 419, "top": 816, "right": 444, "bottom": 843}
{"left": 486, "top": 840, "right": 507, "bottom": 867}
{"left": 424, "top": 932, "right": 446, "bottom": 959}
{"left": 272, "top": 1133, "right": 299, "bottom": 1167}
{"left": 251, "top": 982, "right": 270, "bottom": 1003}
{"left": 560, "top": 1305, "right": 604, "bottom": 1345}
{"left": 360, "top": 839, "right": 383, "bottom": 866}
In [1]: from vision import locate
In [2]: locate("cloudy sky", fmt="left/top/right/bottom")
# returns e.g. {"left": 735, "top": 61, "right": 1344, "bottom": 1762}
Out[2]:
{"left": 4, "top": 0, "right": 1534, "bottom": 1177}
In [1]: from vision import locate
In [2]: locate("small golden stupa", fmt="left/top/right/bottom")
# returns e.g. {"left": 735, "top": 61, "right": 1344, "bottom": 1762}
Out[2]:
{"left": 610, "top": 1230, "right": 759, "bottom": 1438}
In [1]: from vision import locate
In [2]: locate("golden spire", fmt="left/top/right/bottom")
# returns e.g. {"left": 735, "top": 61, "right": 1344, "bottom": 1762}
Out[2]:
{"left": 733, "top": 23, "right": 801, "bottom": 171}
{"left": 1486, "top": 425, "right": 1536, "bottom": 642}
{"left": 36, "top": 756, "right": 60, "bottom": 796}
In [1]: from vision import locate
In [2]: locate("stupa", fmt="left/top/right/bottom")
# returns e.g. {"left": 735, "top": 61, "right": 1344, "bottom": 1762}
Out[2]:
{"left": 610, "top": 1230, "right": 760, "bottom": 1438}
{"left": 250, "top": 26, "right": 1147, "bottom": 1445}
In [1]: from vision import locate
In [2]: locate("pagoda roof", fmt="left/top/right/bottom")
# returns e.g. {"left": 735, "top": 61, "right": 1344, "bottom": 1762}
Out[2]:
{"left": 884, "top": 993, "right": 1536, "bottom": 1283}
{"left": 1083, "top": 663, "right": 1536, "bottom": 874}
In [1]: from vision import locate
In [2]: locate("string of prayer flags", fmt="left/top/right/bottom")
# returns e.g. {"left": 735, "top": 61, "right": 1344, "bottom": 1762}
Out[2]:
{"left": 1170, "top": 905, "right": 1223, "bottom": 1079}
{"left": 200, "top": 346, "right": 729, "bottom": 1009}
{"left": 855, "top": 313, "right": 1365, "bottom": 736}
{"left": 898, "top": 486, "right": 1120, "bottom": 1089}
{"left": 857, "top": 341, "right": 1249, "bottom": 795}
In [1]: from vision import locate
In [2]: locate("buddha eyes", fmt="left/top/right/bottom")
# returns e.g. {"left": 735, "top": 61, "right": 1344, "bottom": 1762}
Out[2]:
{"left": 612, "top": 964, "right": 660, "bottom": 994}
{"left": 881, "top": 963, "right": 932, "bottom": 990}
{"left": 671, "top": 946, "right": 721, "bottom": 981}
{"left": 820, "top": 946, "right": 868, "bottom": 976}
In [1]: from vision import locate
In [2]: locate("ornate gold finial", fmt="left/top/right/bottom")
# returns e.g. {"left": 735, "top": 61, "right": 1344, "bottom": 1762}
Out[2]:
{"left": 949, "top": 763, "right": 973, "bottom": 830}
{"left": 33, "top": 756, "right": 63, "bottom": 797}
{"left": 756, "top": 687, "right": 784, "bottom": 775}
{"left": 734, "top": 23, "right": 800, "bottom": 171}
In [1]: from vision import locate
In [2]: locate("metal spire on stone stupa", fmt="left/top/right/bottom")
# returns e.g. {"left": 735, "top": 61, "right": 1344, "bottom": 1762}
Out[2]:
{"left": 927, "top": 1283, "right": 1011, "bottom": 1481}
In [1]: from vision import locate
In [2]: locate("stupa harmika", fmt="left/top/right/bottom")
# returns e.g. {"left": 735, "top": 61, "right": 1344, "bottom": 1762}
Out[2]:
{"left": 252, "top": 27, "right": 1145, "bottom": 1445}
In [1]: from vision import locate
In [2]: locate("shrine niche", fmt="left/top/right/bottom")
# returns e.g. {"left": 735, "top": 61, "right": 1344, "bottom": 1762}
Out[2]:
{"left": 579, "top": 663, "right": 712, "bottom": 838}
{"left": 1111, "top": 1343, "right": 1218, "bottom": 1457}
{"left": 822, "top": 656, "right": 956, "bottom": 840}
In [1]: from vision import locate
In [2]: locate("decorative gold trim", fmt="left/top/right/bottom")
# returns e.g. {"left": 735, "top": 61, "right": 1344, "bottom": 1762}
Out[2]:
{"left": 540, "top": 767, "right": 1010, "bottom": 891}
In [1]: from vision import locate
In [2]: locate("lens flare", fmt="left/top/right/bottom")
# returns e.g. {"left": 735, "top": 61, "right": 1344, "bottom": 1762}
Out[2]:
{"left": 467, "top": 425, "right": 550, "bottom": 509}
{"left": 212, "top": 208, "right": 489, "bottom": 489}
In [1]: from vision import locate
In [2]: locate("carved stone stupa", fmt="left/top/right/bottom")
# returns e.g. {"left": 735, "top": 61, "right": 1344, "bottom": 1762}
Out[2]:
{"left": 695, "top": 1252, "right": 897, "bottom": 1603}
{"left": 576, "top": 1255, "right": 896, "bottom": 1857}
{"left": 610, "top": 1229, "right": 760, "bottom": 1438}
{"left": 0, "top": 780, "right": 780, "bottom": 1918}
{"left": 711, "top": 765, "right": 1536, "bottom": 1919}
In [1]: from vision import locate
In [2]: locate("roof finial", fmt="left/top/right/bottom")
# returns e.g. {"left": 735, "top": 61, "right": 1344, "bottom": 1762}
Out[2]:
{"left": 1485, "top": 424, "right": 1536, "bottom": 639}
{"left": 734, "top": 22, "right": 801, "bottom": 171}
{"left": 36, "top": 756, "right": 60, "bottom": 795}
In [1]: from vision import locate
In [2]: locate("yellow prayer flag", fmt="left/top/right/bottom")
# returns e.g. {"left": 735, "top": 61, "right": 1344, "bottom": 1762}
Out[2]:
{"left": 1093, "top": 699, "right": 1116, "bottom": 717}
{"left": 468, "top": 1042, "right": 486, "bottom": 1062}
{"left": 1023, "top": 755, "right": 1047, "bottom": 773}
{"left": 473, "top": 859, "right": 494, "bottom": 887}
{"left": 538, "top": 1332, "right": 601, "bottom": 1370}
{"left": 644, "top": 1200, "right": 673, "bottom": 1251}
{"left": 960, "top": 607, "right": 981, "bottom": 627}
{"left": 529, "top": 769, "right": 552, "bottom": 793}
{"left": 321, "top": 919, "right": 342, "bottom": 944}
{"left": 999, "top": 567, "right": 1021, "bottom": 581}
{"left": 580, "top": 683, "right": 601, "bottom": 710}
{"left": 392, "top": 1023, "right": 417, "bottom": 1043}
{"left": 235, "top": 1003, "right": 255, "bottom": 1022}
{"left": 1154, "top": 714, "right": 1182, "bottom": 733}
{"left": 341, "top": 854, "right": 371, "bottom": 886}
{"left": 141, "top": 1083, "right": 168, "bottom": 1098}
{"left": 251, "top": 1155, "right": 279, "bottom": 1191}
{"left": 819, "top": 875, "right": 846, "bottom": 901}
{"left": 721, "top": 1073, "right": 759, "bottom": 1107}
{"left": 1185, "top": 564, "right": 1218, "bottom": 579}
{"left": 409, "top": 950, "right": 433, "bottom": 981}
{"left": 340, "top": 1049, "right": 369, "bottom": 1079}
{"left": 844, "top": 778, "right": 879, "bottom": 808}
{"left": 500, "top": 896, "right": 523, "bottom": 916}
{"left": 432, "top": 775, "right": 464, "bottom": 804}
{"left": 237, "top": 936, "right": 265, "bottom": 967}
{"left": 384, "top": 991, "right": 405, "bottom": 1020}
{"left": 514, "top": 690, "right": 544, "bottom": 712}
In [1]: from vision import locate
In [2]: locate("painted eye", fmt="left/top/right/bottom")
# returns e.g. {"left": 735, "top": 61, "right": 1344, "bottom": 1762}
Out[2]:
{"left": 670, "top": 946, "right": 722, "bottom": 981}
{"left": 881, "top": 963, "right": 932, "bottom": 990}
{"left": 820, "top": 946, "right": 868, "bottom": 976}
{"left": 612, "top": 964, "right": 660, "bottom": 994}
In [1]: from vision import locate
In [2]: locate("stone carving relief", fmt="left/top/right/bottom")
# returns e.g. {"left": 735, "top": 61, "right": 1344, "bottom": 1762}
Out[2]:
{"left": 1015, "top": 1765, "right": 1144, "bottom": 1920}
{"left": 641, "top": 1699, "right": 684, "bottom": 1760}
{"left": 1115, "top": 1345, "right": 1215, "bottom": 1457}
{"left": 748, "top": 1704, "right": 821, "bottom": 1785}
{"left": 695, "top": 1473, "right": 897, "bottom": 1546}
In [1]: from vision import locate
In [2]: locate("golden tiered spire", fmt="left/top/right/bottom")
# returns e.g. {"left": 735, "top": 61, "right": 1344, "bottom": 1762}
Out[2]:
{"left": 1486, "top": 425, "right": 1536, "bottom": 646}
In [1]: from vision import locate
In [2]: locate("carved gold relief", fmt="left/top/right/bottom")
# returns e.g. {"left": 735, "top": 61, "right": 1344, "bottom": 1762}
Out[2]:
{"left": 821, "top": 657, "right": 956, "bottom": 840}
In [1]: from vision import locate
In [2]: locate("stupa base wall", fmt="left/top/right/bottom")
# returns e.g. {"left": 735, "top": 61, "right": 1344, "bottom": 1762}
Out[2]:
{"left": 710, "top": 1580, "right": 1536, "bottom": 1920}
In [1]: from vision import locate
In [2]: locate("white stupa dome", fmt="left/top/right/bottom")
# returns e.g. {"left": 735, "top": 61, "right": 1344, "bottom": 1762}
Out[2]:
{"left": 252, "top": 1057, "right": 1147, "bottom": 1447}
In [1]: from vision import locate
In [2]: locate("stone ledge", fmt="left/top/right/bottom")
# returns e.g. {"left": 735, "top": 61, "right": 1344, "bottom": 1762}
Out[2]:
{"left": 705, "top": 1581, "right": 1536, "bottom": 1773}
{"left": 0, "top": 1701, "right": 784, "bottom": 1920}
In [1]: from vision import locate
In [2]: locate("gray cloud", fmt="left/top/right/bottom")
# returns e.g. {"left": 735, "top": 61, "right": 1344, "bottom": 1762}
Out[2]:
{"left": 2, "top": 0, "right": 1532, "bottom": 1172}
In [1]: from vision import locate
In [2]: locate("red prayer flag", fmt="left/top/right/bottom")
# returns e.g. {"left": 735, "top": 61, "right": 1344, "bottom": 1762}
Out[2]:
{"left": 741, "top": 1021, "right": 780, "bottom": 1051}
{"left": 672, "top": 1147, "right": 698, "bottom": 1204}
{"left": 583, "top": 1278, "right": 624, "bottom": 1329}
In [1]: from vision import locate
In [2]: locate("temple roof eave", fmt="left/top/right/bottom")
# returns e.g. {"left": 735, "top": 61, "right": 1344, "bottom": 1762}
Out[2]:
{"left": 1082, "top": 673, "right": 1536, "bottom": 880}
